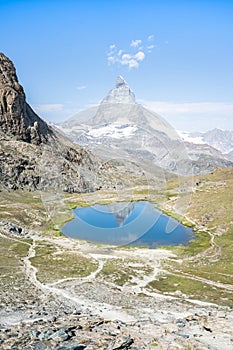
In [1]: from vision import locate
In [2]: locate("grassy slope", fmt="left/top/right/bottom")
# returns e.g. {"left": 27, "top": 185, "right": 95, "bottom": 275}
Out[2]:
{"left": 150, "top": 167, "right": 233, "bottom": 305}
{"left": 0, "top": 167, "right": 232, "bottom": 306}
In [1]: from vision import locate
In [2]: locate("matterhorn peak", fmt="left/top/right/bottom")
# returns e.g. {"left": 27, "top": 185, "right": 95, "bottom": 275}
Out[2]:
{"left": 101, "top": 76, "right": 136, "bottom": 104}
{"left": 115, "top": 75, "right": 128, "bottom": 87}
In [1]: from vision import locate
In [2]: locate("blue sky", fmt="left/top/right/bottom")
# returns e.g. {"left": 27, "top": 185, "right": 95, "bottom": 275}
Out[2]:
{"left": 1, "top": 0, "right": 233, "bottom": 131}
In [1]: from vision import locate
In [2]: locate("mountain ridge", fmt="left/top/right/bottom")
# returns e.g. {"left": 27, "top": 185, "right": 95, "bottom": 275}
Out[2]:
{"left": 101, "top": 76, "right": 136, "bottom": 105}
{"left": 0, "top": 53, "right": 115, "bottom": 192}
{"left": 179, "top": 128, "right": 233, "bottom": 160}
{"left": 58, "top": 77, "right": 233, "bottom": 176}
{"left": 0, "top": 52, "right": 53, "bottom": 145}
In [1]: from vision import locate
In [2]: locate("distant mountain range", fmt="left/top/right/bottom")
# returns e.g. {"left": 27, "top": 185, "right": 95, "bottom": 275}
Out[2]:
{"left": 179, "top": 129, "right": 233, "bottom": 161}
{"left": 1, "top": 51, "right": 231, "bottom": 195}
{"left": 58, "top": 76, "right": 232, "bottom": 176}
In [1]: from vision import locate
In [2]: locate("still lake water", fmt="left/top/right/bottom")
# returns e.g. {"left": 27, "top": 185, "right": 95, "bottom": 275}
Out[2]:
{"left": 62, "top": 201, "right": 195, "bottom": 248}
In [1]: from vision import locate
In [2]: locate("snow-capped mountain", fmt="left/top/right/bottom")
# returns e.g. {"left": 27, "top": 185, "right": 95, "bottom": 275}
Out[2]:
{"left": 179, "top": 129, "right": 233, "bottom": 160}
{"left": 58, "top": 77, "right": 233, "bottom": 176}
{"left": 101, "top": 76, "right": 136, "bottom": 105}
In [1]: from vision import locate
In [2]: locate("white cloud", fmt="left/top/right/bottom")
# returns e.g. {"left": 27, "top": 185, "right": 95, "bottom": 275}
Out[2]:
{"left": 107, "top": 50, "right": 144, "bottom": 69}
{"left": 121, "top": 53, "right": 131, "bottom": 61}
{"left": 140, "top": 100, "right": 233, "bottom": 131}
{"left": 121, "top": 54, "right": 140, "bottom": 69}
{"left": 134, "top": 51, "right": 145, "bottom": 61}
{"left": 128, "top": 60, "right": 139, "bottom": 69}
{"left": 107, "top": 44, "right": 117, "bottom": 58}
{"left": 108, "top": 56, "right": 118, "bottom": 64}
{"left": 76, "top": 85, "right": 87, "bottom": 90}
{"left": 147, "top": 35, "right": 154, "bottom": 41}
{"left": 33, "top": 104, "right": 64, "bottom": 113}
{"left": 107, "top": 36, "right": 153, "bottom": 69}
{"left": 141, "top": 101, "right": 233, "bottom": 115}
{"left": 109, "top": 44, "right": 116, "bottom": 50}
{"left": 147, "top": 45, "right": 154, "bottom": 50}
{"left": 127, "top": 59, "right": 140, "bottom": 69}
{"left": 118, "top": 52, "right": 145, "bottom": 69}
{"left": 130, "top": 39, "right": 142, "bottom": 48}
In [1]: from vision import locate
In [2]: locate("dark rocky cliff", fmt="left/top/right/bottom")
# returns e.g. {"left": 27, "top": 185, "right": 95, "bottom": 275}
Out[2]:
{"left": 0, "top": 53, "right": 53, "bottom": 144}
{"left": 0, "top": 53, "right": 114, "bottom": 192}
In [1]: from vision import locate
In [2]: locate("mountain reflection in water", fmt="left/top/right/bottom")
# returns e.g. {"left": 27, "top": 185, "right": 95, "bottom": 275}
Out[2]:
{"left": 62, "top": 201, "right": 195, "bottom": 248}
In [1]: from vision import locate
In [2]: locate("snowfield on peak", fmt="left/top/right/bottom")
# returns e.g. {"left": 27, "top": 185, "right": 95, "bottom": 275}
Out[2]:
{"left": 178, "top": 131, "right": 206, "bottom": 145}
{"left": 88, "top": 124, "right": 138, "bottom": 139}
{"left": 57, "top": 77, "right": 233, "bottom": 175}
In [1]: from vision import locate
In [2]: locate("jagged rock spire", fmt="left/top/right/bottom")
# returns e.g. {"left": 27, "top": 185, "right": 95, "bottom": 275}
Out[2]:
{"left": 101, "top": 76, "right": 136, "bottom": 104}
{"left": 115, "top": 75, "right": 127, "bottom": 87}
{"left": 0, "top": 52, "right": 52, "bottom": 144}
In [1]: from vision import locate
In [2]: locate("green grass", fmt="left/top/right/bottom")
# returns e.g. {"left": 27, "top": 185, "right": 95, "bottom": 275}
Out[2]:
{"left": 154, "top": 168, "right": 233, "bottom": 304}
{"left": 167, "top": 230, "right": 211, "bottom": 257}
{"left": 98, "top": 258, "right": 153, "bottom": 286}
{"left": 169, "top": 227, "right": 233, "bottom": 285}
{"left": 1, "top": 167, "right": 232, "bottom": 307}
{"left": 0, "top": 191, "right": 47, "bottom": 227}
{"left": 0, "top": 237, "right": 38, "bottom": 307}
{"left": 0, "top": 238, "right": 31, "bottom": 272}
{"left": 148, "top": 273, "right": 233, "bottom": 306}
{"left": 30, "top": 242, "right": 98, "bottom": 283}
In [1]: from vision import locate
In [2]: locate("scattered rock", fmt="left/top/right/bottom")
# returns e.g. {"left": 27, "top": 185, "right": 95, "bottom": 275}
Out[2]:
{"left": 0, "top": 221, "right": 29, "bottom": 237}
{"left": 113, "top": 337, "right": 134, "bottom": 349}
{"left": 203, "top": 325, "right": 213, "bottom": 333}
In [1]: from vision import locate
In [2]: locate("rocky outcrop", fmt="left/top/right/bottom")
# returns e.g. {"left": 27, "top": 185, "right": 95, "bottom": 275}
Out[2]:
{"left": 101, "top": 76, "right": 136, "bottom": 105}
{"left": 0, "top": 132, "right": 115, "bottom": 192}
{"left": 0, "top": 221, "right": 29, "bottom": 237}
{"left": 0, "top": 53, "right": 116, "bottom": 193}
{"left": 0, "top": 53, "right": 52, "bottom": 144}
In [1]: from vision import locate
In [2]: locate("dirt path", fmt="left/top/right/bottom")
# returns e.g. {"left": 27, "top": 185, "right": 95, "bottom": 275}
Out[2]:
{"left": 168, "top": 269, "right": 233, "bottom": 291}
{"left": 22, "top": 238, "right": 46, "bottom": 291}
{"left": 2, "top": 216, "right": 231, "bottom": 326}
{"left": 48, "top": 257, "right": 105, "bottom": 287}
{"left": 0, "top": 231, "right": 31, "bottom": 245}
{"left": 21, "top": 237, "right": 137, "bottom": 321}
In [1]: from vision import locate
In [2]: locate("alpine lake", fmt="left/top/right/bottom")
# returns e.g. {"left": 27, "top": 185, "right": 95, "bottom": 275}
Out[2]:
{"left": 62, "top": 201, "right": 195, "bottom": 248}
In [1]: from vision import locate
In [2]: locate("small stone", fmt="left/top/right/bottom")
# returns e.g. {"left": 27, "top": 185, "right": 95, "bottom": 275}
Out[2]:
{"left": 176, "top": 318, "right": 186, "bottom": 328}
{"left": 177, "top": 322, "right": 185, "bottom": 329}
{"left": 113, "top": 337, "right": 134, "bottom": 349}
{"left": 203, "top": 325, "right": 212, "bottom": 333}
{"left": 49, "top": 328, "right": 70, "bottom": 341}
{"left": 31, "top": 341, "right": 51, "bottom": 350}
{"left": 186, "top": 315, "right": 197, "bottom": 322}
{"left": 38, "top": 328, "right": 54, "bottom": 341}
{"left": 31, "top": 329, "right": 40, "bottom": 339}
{"left": 57, "top": 343, "right": 86, "bottom": 350}
{"left": 176, "top": 333, "right": 189, "bottom": 339}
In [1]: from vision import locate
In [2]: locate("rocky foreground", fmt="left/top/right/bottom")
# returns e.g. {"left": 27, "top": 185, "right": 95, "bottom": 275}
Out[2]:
{"left": 1, "top": 282, "right": 233, "bottom": 350}
{"left": 0, "top": 170, "right": 233, "bottom": 349}
{"left": 0, "top": 219, "right": 233, "bottom": 350}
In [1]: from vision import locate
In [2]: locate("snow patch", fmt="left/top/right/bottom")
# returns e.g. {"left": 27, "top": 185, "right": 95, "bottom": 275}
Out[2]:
{"left": 178, "top": 131, "right": 205, "bottom": 145}
{"left": 88, "top": 124, "right": 137, "bottom": 139}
